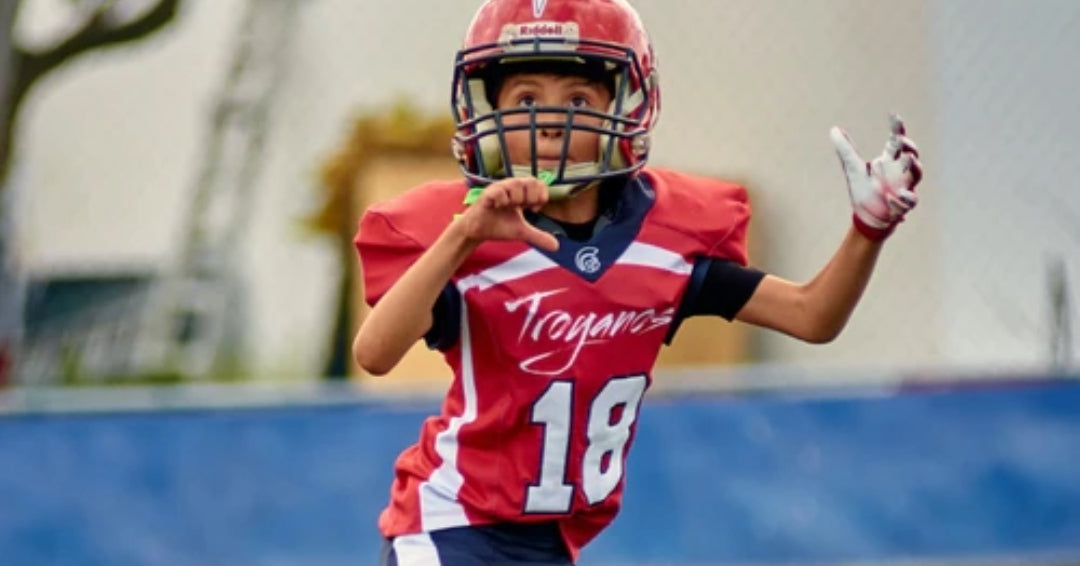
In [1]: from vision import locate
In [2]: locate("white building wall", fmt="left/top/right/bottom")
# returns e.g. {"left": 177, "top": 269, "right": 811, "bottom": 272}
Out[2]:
{"left": 14, "top": 0, "right": 1079, "bottom": 378}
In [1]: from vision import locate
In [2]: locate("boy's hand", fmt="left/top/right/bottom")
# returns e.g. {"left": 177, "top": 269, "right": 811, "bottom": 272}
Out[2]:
{"left": 830, "top": 114, "right": 924, "bottom": 241}
{"left": 457, "top": 178, "right": 559, "bottom": 252}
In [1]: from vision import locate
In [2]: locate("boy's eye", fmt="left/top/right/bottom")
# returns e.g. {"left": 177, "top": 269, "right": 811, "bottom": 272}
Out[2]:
{"left": 570, "top": 96, "right": 591, "bottom": 108}
{"left": 516, "top": 95, "right": 537, "bottom": 107}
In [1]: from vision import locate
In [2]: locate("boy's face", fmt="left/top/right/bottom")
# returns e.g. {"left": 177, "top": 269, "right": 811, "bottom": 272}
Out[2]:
{"left": 495, "top": 72, "right": 613, "bottom": 174}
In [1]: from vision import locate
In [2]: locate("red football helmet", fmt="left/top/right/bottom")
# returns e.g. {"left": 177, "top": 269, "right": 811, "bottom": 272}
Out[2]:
{"left": 451, "top": 0, "right": 660, "bottom": 196}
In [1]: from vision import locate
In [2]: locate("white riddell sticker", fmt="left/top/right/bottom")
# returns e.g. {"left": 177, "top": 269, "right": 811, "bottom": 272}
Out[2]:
{"left": 499, "top": 21, "right": 580, "bottom": 48}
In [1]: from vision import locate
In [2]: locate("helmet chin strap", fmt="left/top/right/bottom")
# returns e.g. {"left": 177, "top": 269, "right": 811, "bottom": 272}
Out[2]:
{"left": 509, "top": 163, "right": 602, "bottom": 201}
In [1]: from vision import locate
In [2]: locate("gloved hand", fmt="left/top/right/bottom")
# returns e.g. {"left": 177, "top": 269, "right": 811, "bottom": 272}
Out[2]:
{"left": 830, "top": 114, "right": 924, "bottom": 241}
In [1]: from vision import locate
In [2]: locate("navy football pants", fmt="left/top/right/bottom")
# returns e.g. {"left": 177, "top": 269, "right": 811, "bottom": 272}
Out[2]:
{"left": 380, "top": 522, "right": 573, "bottom": 566}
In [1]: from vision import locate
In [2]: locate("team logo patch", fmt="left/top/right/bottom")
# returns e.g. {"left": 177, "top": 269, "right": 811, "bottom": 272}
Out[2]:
{"left": 533, "top": 0, "right": 548, "bottom": 17}
{"left": 574, "top": 246, "right": 602, "bottom": 274}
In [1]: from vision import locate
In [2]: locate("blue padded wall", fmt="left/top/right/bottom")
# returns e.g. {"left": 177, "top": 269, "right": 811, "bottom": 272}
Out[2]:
{"left": 2, "top": 379, "right": 1079, "bottom": 566}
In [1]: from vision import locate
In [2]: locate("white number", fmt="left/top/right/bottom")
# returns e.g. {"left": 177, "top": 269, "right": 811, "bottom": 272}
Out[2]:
{"left": 525, "top": 374, "right": 647, "bottom": 513}
{"left": 526, "top": 381, "right": 575, "bottom": 513}
{"left": 582, "top": 376, "right": 646, "bottom": 504}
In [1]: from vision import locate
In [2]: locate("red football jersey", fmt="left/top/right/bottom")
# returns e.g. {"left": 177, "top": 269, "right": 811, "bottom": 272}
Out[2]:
{"left": 354, "top": 168, "right": 750, "bottom": 559}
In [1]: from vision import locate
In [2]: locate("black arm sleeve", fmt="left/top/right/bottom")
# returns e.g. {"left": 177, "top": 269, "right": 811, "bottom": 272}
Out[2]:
{"left": 664, "top": 257, "right": 767, "bottom": 344}
{"left": 423, "top": 284, "right": 462, "bottom": 351}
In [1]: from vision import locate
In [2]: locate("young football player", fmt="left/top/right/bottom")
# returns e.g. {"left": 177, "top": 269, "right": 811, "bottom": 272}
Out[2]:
{"left": 353, "top": 0, "right": 923, "bottom": 564}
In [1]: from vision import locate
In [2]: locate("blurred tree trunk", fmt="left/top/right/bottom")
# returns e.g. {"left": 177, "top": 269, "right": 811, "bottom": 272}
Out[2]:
{"left": 0, "top": 0, "right": 181, "bottom": 385}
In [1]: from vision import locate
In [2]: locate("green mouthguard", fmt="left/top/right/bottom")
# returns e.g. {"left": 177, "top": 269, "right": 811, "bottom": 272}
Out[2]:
{"left": 462, "top": 187, "right": 484, "bottom": 205}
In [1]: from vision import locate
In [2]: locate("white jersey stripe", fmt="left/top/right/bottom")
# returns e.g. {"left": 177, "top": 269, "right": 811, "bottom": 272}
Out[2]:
{"left": 391, "top": 532, "right": 442, "bottom": 566}
{"left": 458, "top": 248, "right": 557, "bottom": 292}
{"left": 418, "top": 298, "right": 474, "bottom": 531}
{"left": 616, "top": 242, "right": 693, "bottom": 275}
{"left": 418, "top": 249, "right": 555, "bottom": 531}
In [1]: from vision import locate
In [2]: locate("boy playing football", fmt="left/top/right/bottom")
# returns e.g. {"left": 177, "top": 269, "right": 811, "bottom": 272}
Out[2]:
{"left": 354, "top": 0, "right": 923, "bottom": 564}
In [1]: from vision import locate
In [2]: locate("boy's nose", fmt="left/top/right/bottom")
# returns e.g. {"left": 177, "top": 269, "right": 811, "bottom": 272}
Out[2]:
{"left": 536, "top": 113, "right": 565, "bottom": 139}
{"left": 538, "top": 125, "right": 563, "bottom": 139}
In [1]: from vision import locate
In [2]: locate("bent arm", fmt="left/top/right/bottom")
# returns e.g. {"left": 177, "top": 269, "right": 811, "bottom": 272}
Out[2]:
{"left": 734, "top": 226, "right": 883, "bottom": 343}
{"left": 353, "top": 221, "right": 478, "bottom": 375}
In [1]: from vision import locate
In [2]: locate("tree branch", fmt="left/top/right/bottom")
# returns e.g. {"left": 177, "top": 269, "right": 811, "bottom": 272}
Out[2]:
{"left": 13, "top": 0, "right": 181, "bottom": 106}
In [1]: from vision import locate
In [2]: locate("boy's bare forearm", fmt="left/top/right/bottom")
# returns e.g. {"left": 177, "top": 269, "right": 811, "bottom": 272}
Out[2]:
{"left": 800, "top": 226, "right": 883, "bottom": 340}
{"left": 354, "top": 221, "right": 478, "bottom": 375}
{"left": 737, "top": 226, "right": 883, "bottom": 343}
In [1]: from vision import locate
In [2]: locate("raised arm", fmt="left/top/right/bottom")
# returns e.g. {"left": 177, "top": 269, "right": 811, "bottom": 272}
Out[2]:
{"left": 735, "top": 115, "right": 924, "bottom": 343}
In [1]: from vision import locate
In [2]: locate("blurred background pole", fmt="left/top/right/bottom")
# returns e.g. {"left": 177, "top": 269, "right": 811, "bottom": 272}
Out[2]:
{"left": 1049, "top": 256, "right": 1073, "bottom": 371}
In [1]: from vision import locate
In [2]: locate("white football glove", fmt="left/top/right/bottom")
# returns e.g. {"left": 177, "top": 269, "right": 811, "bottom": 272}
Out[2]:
{"left": 830, "top": 114, "right": 923, "bottom": 241}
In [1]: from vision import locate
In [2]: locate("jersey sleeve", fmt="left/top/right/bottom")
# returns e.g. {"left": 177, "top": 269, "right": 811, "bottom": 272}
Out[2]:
{"left": 644, "top": 168, "right": 753, "bottom": 266}
{"left": 353, "top": 211, "right": 461, "bottom": 351}
{"left": 664, "top": 258, "right": 766, "bottom": 343}
{"left": 644, "top": 168, "right": 760, "bottom": 343}
{"left": 354, "top": 209, "right": 426, "bottom": 308}
{"left": 353, "top": 181, "right": 466, "bottom": 305}
{"left": 353, "top": 182, "right": 467, "bottom": 351}
{"left": 701, "top": 181, "right": 752, "bottom": 266}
